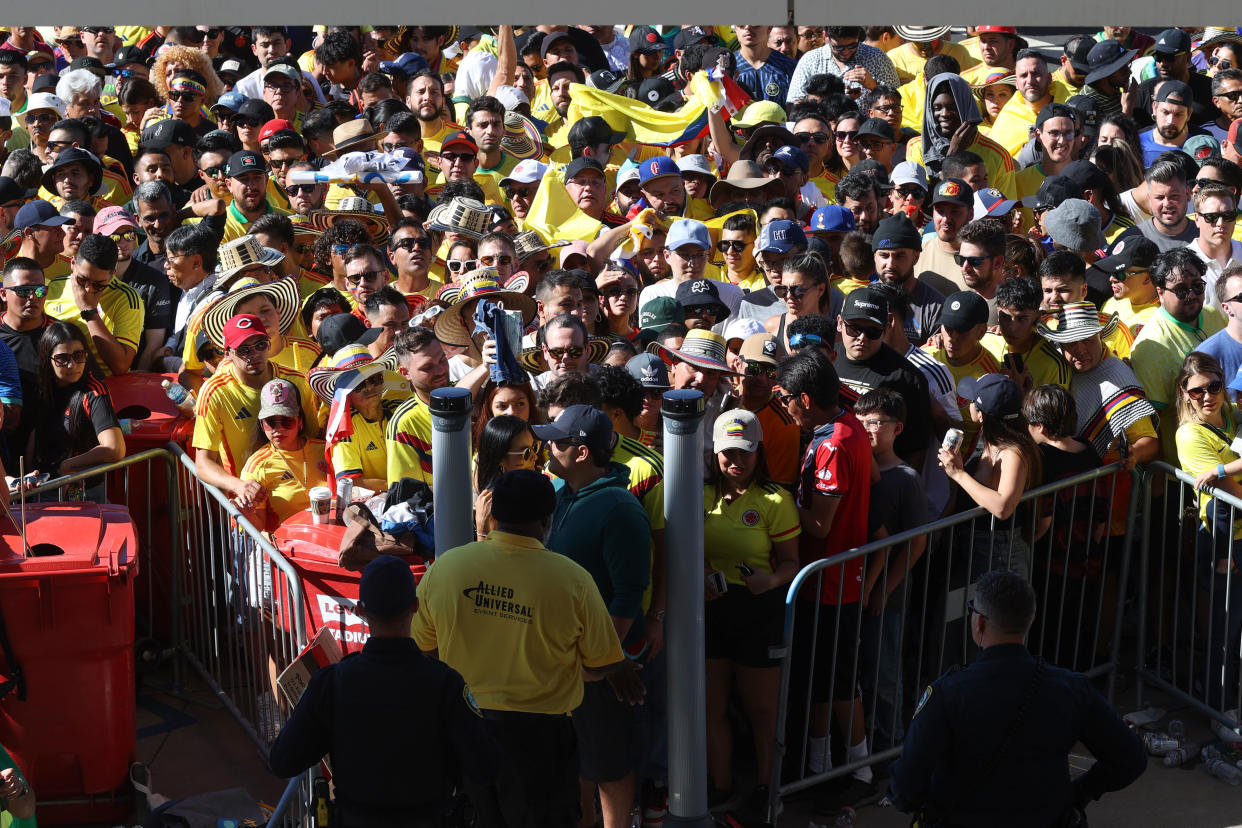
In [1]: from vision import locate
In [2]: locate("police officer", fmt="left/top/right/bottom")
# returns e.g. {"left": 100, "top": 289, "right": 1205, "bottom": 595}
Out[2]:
{"left": 887, "top": 569, "right": 1145, "bottom": 827}
{"left": 269, "top": 555, "right": 499, "bottom": 827}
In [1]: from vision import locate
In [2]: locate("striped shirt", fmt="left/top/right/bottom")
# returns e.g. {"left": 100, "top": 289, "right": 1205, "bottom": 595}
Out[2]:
{"left": 787, "top": 42, "right": 898, "bottom": 103}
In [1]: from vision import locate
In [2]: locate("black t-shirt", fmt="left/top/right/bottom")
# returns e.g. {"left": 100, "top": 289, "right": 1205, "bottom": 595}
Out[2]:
{"left": 0, "top": 319, "right": 48, "bottom": 464}
{"left": 121, "top": 258, "right": 179, "bottom": 334}
{"left": 1133, "top": 72, "right": 1216, "bottom": 129}
{"left": 133, "top": 240, "right": 168, "bottom": 274}
{"left": 834, "top": 342, "right": 933, "bottom": 462}
{"left": 36, "top": 375, "right": 119, "bottom": 474}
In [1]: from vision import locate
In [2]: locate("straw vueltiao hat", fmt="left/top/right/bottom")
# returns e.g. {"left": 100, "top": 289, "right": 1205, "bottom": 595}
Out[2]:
{"left": 426, "top": 197, "right": 493, "bottom": 240}
{"left": 308, "top": 347, "right": 399, "bottom": 403}
{"left": 1036, "top": 301, "right": 1119, "bottom": 344}
{"left": 500, "top": 111, "right": 543, "bottom": 161}
{"left": 201, "top": 275, "right": 302, "bottom": 348}
{"left": 647, "top": 328, "right": 743, "bottom": 375}
{"left": 304, "top": 209, "right": 390, "bottom": 246}
{"left": 433, "top": 268, "right": 539, "bottom": 348}
{"left": 513, "top": 229, "right": 570, "bottom": 260}
{"left": 216, "top": 234, "right": 287, "bottom": 282}
{"left": 895, "top": 26, "right": 953, "bottom": 42}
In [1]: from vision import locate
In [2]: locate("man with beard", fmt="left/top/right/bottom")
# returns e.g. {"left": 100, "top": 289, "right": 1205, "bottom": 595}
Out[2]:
{"left": 220, "top": 150, "right": 290, "bottom": 244}
{"left": 0, "top": 257, "right": 50, "bottom": 459}
{"left": 872, "top": 213, "right": 943, "bottom": 346}
{"left": 406, "top": 69, "right": 459, "bottom": 155}
{"left": 465, "top": 96, "right": 515, "bottom": 180}
{"left": 961, "top": 25, "right": 1021, "bottom": 85}
{"left": 905, "top": 72, "right": 1016, "bottom": 199}
{"left": 235, "top": 26, "right": 327, "bottom": 106}
{"left": 544, "top": 63, "right": 583, "bottom": 147}
{"left": 564, "top": 157, "right": 609, "bottom": 222}
{"left": 283, "top": 163, "right": 327, "bottom": 217}
{"left": 917, "top": 178, "right": 975, "bottom": 297}
{"left": 637, "top": 156, "right": 687, "bottom": 218}
{"left": 1121, "top": 157, "right": 1199, "bottom": 252}
{"left": 835, "top": 173, "right": 881, "bottom": 235}
{"left": 955, "top": 218, "right": 1007, "bottom": 324}
{"left": 1138, "top": 81, "right": 1203, "bottom": 165}
{"left": 1081, "top": 39, "right": 1138, "bottom": 120}
{"left": 988, "top": 50, "right": 1068, "bottom": 157}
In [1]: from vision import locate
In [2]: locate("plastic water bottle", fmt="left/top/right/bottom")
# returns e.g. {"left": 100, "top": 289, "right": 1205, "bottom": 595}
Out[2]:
{"left": 1213, "top": 709, "right": 1242, "bottom": 744}
{"left": 162, "top": 379, "right": 195, "bottom": 415}
{"left": 1163, "top": 742, "right": 1199, "bottom": 766}
{"left": 1142, "top": 731, "right": 1179, "bottom": 755}
{"left": 1202, "top": 758, "right": 1242, "bottom": 785}
{"left": 1167, "top": 720, "right": 1185, "bottom": 741}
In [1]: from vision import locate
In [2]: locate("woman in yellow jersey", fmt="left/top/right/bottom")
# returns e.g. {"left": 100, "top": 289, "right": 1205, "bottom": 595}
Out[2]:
{"left": 764, "top": 253, "right": 834, "bottom": 354}
{"left": 472, "top": 414, "right": 541, "bottom": 538}
{"left": 1175, "top": 353, "right": 1242, "bottom": 707}
{"left": 309, "top": 359, "right": 399, "bottom": 494}
{"left": 239, "top": 378, "right": 329, "bottom": 532}
{"left": 702, "top": 409, "right": 799, "bottom": 813}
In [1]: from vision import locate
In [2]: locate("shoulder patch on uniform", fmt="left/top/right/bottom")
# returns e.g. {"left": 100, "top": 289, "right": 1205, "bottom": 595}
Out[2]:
{"left": 914, "top": 684, "right": 933, "bottom": 716}
{"left": 463, "top": 684, "right": 482, "bottom": 718}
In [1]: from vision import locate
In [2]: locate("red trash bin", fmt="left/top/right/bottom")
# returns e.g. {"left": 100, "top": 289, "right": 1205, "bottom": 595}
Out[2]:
{"left": 273, "top": 510, "right": 427, "bottom": 655}
{"left": 0, "top": 502, "right": 139, "bottom": 826}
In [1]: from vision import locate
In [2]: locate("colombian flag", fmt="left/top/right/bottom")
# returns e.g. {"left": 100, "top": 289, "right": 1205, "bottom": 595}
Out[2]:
{"left": 523, "top": 166, "right": 603, "bottom": 243}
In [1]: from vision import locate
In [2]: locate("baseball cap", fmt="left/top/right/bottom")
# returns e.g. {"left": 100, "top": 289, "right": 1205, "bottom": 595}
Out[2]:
{"left": 262, "top": 61, "right": 301, "bottom": 85}
{"left": 677, "top": 155, "right": 715, "bottom": 178}
{"left": 215, "top": 57, "right": 246, "bottom": 79}
{"left": 1154, "top": 80, "right": 1193, "bottom": 108}
{"left": 674, "top": 26, "right": 714, "bottom": 51}
{"left": 757, "top": 219, "right": 807, "bottom": 253}
{"left": 1020, "top": 175, "right": 1083, "bottom": 210}
{"left": 532, "top": 404, "right": 614, "bottom": 457}
{"left": 569, "top": 115, "right": 626, "bottom": 150}
{"left": 378, "top": 52, "right": 430, "bottom": 77}
{"left": 958, "top": 374, "right": 1023, "bottom": 419}
{"left": 1035, "top": 102, "right": 1078, "bottom": 129}
{"left": 638, "top": 297, "right": 685, "bottom": 331}
{"left": 840, "top": 288, "right": 889, "bottom": 327}
{"left": 494, "top": 85, "right": 530, "bottom": 110}
{"left": 500, "top": 159, "right": 547, "bottom": 187}
{"left": 975, "top": 26, "right": 1018, "bottom": 35}
{"left": 930, "top": 178, "right": 973, "bottom": 208}
{"left": 807, "top": 205, "right": 856, "bottom": 233}
{"left": 141, "top": 118, "right": 197, "bottom": 150}
{"left": 666, "top": 219, "right": 711, "bottom": 251}
{"left": 676, "top": 278, "right": 731, "bottom": 321}
{"left": 851, "top": 159, "right": 894, "bottom": 190}
{"left": 1094, "top": 235, "right": 1159, "bottom": 273}
{"left": 227, "top": 150, "right": 267, "bottom": 177}
{"left": 222, "top": 313, "right": 269, "bottom": 349}
{"left": 1061, "top": 159, "right": 1111, "bottom": 193}
{"left": 211, "top": 91, "right": 247, "bottom": 114}
{"left": 441, "top": 131, "right": 478, "bottom": 154}
{"left": 637, "top": 77, "right": 680, "bottom": 111}
{"left": 626, "top": 352, "right": 671, "bottom": 388}
{"left": 24, "top": 46, "right": 54, "bottom": 67}
{"left": 871, "top": 213, "right": 921, "bottom": 251}
{"left": 1185, "top": 134, "right": 1222, "bottom": 164}
{"left": 629, "top": 25, "right": 667, "bottom": 54}
{"left": 890, "top": 161, "right": 928, "bottom": 191}
{"left": 93, "top": 205, "right": 137, "bottom": 237}
{"left": 1065, "top": 36, "right": 1093, "bottom": 75}
{"left": 14, "top": 200, "right": 72, "bottom": 231}
{"left": 767, "top": 145, "right": 809, "bottom": 174}
{"left": 940, "top": 291, "right": 989, "bottom": 330}
{"left": 70, "top": 56, "right": 106, "bottom": 77}
{"left": 1065, "top": 95, "right": 1100, "bottom": 137}
{"left": 739, "top": 332, "right": 781, "bottom": 366}
{"left": 315, "top": 313, "right": 368, "bottom": 355}
{"left": 1153, "top": 28, "right": 1192, "bottom": 55}
{"left": 258, "top": 378, "right": 300, "bottom": 420}
{"left": 712, "top": 409, "right": 762, "bottom": 453}
{"left": 0, "top": 177, "right": 34, "bottom": 204}
{"left": 587, "top": 69, "right": 627, "bottom": 94}
{"left": 259, "top": 119, "right": 295, "bottom": 142}
{"left": 358, "top": 555, "right": 417, "bottom": 619}
{"left": 236, "top": 98, "right": 276, "bottom": 124}
{"left": 974, "top": 187, "right": 1018, "bottom": 219}
{"left": 733, "top": 100, "right": 787, "bottom": 130}
{"left": 857, "top": 117, "right": 896, "bottom": 142}
{"left": 638, "top": 155, "right": 681, "bottom": 186}
{"left": 1230, "top": 119, "right": 1242, "bottom": 146}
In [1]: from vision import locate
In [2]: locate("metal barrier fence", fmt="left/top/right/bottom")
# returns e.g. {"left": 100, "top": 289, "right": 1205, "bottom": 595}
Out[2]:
{"left": 1135, "top": 461, "right": 1242, "bottom": 736}
{"left": 767, "top": 462, "right": 1138, "bottom": 823}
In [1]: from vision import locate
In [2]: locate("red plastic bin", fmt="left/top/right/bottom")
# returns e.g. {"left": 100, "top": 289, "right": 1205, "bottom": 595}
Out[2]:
{"left": 0, "top": 503, "right": 139, "bottom": 825}
{"left": 273, "top": 510, "right": 426, "bottom": 654}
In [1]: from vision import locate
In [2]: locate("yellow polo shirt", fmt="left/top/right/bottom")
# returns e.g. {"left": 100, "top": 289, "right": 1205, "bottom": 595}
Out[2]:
{"left": 44, "top": 275, "right": 145, "bottom": 377}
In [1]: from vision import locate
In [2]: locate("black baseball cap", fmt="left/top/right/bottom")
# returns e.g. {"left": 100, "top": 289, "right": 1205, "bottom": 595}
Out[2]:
{"left": 629, "top": 25, "right": 667, "bottom": 54}
{"left": 840, "top": 288, "right": 889, "bottom": 327}
{"left": 568, "top": 115, "right": 625, "bottom": 149}
{"left": 637, "top": 77, "right": 680, "bottom": 111}
{"left": 1094, "top": 235, "right": 1159, "bottom": 272}
{"left": 1154, "top": 79, "right": 1193, "bottom": 108}
{"left": 69, "top": 56, "right": 106, "bottom": 76}
{"left": 532, "top": 404, "right": 614, "bottom": 457}
{"left": 140, "top": 118, "right": 197, "bottom": 150}
{"left": 674, "top": 26, "right": 714, "bottom": 52}
{"left": 107, "top": 45, "right": 150, "bottom": 70}
{"left": 1153, "top": 28, "right": 1192, "bottom": 55}
{"left": 1061, "top": 160, "right": 1110, "bottom": 193}
{"left": 0, "top": 177, "right": 35, "bottom": 205}
{"left": 1020, "top": 174, "right": 1084, "bottom": 210}
{"left": 236, "top": 98, "right": 276, "bottom": 124}
{"left": 1035, "top": 102, "right": 1078, "bottom": 129}
{"left": 872, "top": 213, "right": 922, "bottom": 251}
{"left": 930, "top": 177, "right": 973, "bottom": 208}
{"left": 563, "top": 156, "right": 605, "bottom": 181}
{"left": 857, "top": 117, "right": 895, "bottom": 142}
{"left": 226, "top": 150, "right": 267, "bottom": 177}
{"left": 940, "top": 290, "right": 989, "bottom": 330}
{"left": 1064, "top": 36, "right": 1093, "bottom": 75}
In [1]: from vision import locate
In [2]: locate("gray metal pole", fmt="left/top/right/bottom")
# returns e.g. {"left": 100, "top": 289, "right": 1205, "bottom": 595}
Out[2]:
{"left": 430, "top": 386, "right": 473, "bottom": 558}
{"left": 661, "top": 389, "right": 713, "bottom": 828}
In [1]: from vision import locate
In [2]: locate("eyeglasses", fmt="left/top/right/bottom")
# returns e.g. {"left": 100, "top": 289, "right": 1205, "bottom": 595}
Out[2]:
{"left": 788, "top": 333, "right": 822, "bottom": 349}
{"left": 269, "top": 157, "right": 301, "bottom": 169}
{"left": 7, "top": 285, "right": 47, "bottom": 300}
{"left": 392, "top": 236, "right": 432, "bottom": 251}
{"left": 24, "top": 112, "right": 56, "bottom": 126}
{"left": 1166, "top": 282, "right": 1207, "bottom": 300}
{"left": 602, "top": 286, "right": 638, "bottom": 298}
{"left": 504, "top": 185, "right": 538, "bottom": 200}
{"left": 345, "top": 269, "right": 387, "bottom": 286}
{"left": 356, "top": 373, "right": 385, "bottom": 391}
{"left": 231, "top": 338, "right": 272, "bottom": 359}
{"left": 262, "top": 415, "right": 298, "bottom": 430}
{"left": 795, "top": 130, "right": 830, "bottom": 145}
{"left": 843, "top": 320, "right": 883, "bottom": 340}
{"left": 1217, "top": 89, "right": 1242, "bottom": 102}
{"left": 109, "top": 229, "right": 137, "bottom": 242}
{"left": 871, "top": 103, "right": 901, "bottom": 114}
{"left": 772, "top": 284, "right": 811, "bottom": 300}
{"left": 967, "top": 598, "right": 988, "bottom": 620}
{"left": 446, "top": 259, "right": 478, "bottom": 274}
{"left": 1198, "top": 210, "right": 1239, "bottom": 225}
{"left": 716, "top": 239, "right": 749, "bottom": 253}
{"left": 506, "top": 442, "right": 542, "bottom": 462}
{"left": 46, "top": 139, "right": 74, "bottom": 152}
{"left": 744, "top": 361, "right": 778, "bottom": 379}
{"left": 479, "top": 254, "right": 513, "bottom": 268}
{"left": 546, "top": 345, "right": 585, "bottom": 360}
{"left": 167, "top": 91, "right": 201, "bottom": 103}
{"left": 441, "top": 152, "right": 476, "bottom": 164}
{"left": 834, "top": 130, "right": 859, "bottom": 143}
{"left": 331, "top": 244, "right": 351, "bottom": 256}
{"left": 861, "top": 417, "right": 899, "bottom": 430}
{"left": 75, "top": 275, "right": 111, "bottom": 292}
{"left": 954, "top": 253, "right": 990, "bottom": 268}
{"left": 50, "top": 349, "right": 89, "bottom": 367}
{"left": 286, "top": 184, "right": 318, "bottom": 196}
{"left": 1186, "top": 380, "right": 1225, "bottom": 400}
{"left": 199, "top": 28, "right": 222, "bottom": 40}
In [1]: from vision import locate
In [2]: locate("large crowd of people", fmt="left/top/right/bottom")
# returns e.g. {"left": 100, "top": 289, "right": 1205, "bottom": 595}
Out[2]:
{"left": 6, "top": 21, "right": 1238, "bottom": 826}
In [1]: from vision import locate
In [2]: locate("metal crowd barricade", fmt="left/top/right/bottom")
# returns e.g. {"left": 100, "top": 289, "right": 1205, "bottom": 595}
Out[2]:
{"left": 767, "top": 462, "right": 1138, "bottom": 824}
{"left": 1136, "top": 461, "right": 1242, "bottom": 734}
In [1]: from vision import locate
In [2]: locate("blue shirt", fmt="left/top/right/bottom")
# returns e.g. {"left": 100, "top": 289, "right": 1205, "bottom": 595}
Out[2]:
{"left": 734, "top": 49, "right": 797, "bottom": 108}
{"left": 1196, "top": 328, "right": 1242, "bottom": 389}
{"left": 1138, "top": 125, "right": 1207, "bottom": 167}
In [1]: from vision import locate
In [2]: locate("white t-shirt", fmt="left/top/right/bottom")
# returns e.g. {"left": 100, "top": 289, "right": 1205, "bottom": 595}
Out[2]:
{"left": 235, "top": 67, "right": 328, "bottom": 105}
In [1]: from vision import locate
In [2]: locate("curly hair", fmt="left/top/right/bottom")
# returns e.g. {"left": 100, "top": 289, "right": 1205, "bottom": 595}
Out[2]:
{"left": 150, "top": 45, "right": 224, "bottom": 104}
{"left": 311, "top": 219, "right": 372, "bottom": 275}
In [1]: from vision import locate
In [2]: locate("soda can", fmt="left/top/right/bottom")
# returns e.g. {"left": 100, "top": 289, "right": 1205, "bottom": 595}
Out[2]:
{"left": 942, "top": 428, "right": 965, "bottom": 452}
{"left": 336, "top": 478, "right": 354, "bottom": 524}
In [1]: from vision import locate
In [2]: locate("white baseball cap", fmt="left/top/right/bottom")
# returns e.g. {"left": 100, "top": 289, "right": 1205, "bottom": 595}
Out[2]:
{"left": 500, "top": 158, "right": 547, "bottom": 188}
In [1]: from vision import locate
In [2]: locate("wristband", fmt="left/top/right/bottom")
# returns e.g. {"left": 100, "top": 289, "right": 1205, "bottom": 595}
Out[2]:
{"left": 1219, "top": 464, "right": 1228, "bottom": 480}
{"left": 80, "top": 307, "right": 99, "bottom": 321}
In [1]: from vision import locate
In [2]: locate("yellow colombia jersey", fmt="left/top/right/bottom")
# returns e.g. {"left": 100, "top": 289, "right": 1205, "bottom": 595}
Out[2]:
{"left": 330, "top": 400, "right": 398, "bottom": 483}
{"left": 703, "top": 481, "right": 800, "bottom": 586}
{"left": 241, "top": 438, "right": 331, "bottom": 530}
{"left": 981, "top": 332, "right": 1073, "bottom": 389}
{"left": 904, "top": 131, "right": 1017, "bottom": 200}
{"left": 410, "top": 530, "right": 624, "bottom": 714}
{"left": 386, "top": 393, "right": 434, "bottom": 486}
{"left": 1103, "top": 295, "right": 1159, "bottom": 335}
{"left": 1176, "top": 409, "right": 1242, "bottom": 539}
{"left": 192, "top": 365, "right": 319, "bottom": 476}
{"left": 921, "top": 344, "right": 1001, "bottom": 451}
{"left": 220, "top": 200, "right": 292, "bottom": 245}
{"left": 44, "top": 275, "right": 144, "bottom": 377}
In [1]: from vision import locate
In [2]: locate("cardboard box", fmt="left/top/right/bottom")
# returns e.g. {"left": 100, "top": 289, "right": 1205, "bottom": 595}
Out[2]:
{"left": 277, "top": 626, "right": 344, "bottom": 707}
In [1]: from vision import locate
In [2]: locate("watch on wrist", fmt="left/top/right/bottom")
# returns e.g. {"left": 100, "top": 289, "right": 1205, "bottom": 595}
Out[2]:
{"left": 80, "top": 307, "right": 98, "bottom": 321}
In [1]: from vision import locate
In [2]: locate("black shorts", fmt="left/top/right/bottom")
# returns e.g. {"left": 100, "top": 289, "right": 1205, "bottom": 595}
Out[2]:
{"left": 571, "top": 677, "right": 636, "bottom": 783}
{"left": 705, "top": 586, "right": 786, "bottom": 668}
{"left": 482, "top": 709, "right": 580, "bottom": 828}
{"left": 792, "top": 600, "right": 862, "bottom": 703}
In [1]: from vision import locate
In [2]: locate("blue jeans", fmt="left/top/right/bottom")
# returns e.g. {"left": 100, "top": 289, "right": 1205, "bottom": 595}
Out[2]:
{"left": 860, "top": 608, "right": 904, "bottom": 752}
{"left": 633, "top": 646, "right": 668, "bottom": 785}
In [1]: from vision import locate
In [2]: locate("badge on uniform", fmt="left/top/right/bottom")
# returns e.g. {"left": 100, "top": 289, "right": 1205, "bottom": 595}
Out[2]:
{"left": 463, "top": 684, "right": 483, "bottom": 718}
{"left": 914, "top": 684, "right": 933, "bottom": 716}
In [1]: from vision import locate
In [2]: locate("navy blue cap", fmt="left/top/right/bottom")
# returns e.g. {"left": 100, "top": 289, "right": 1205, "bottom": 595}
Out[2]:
{"left": 358, "top": 555, "right": 417, "bottom": 619}
{"left": 379, "top": 52, "right": 430, "bottom": 77}
{"left": 756, "top": 219, "right": 807, "bottom": 253}
{"left": 957, "top": 373, "right": 1023, "bottom": 420}
{"left": 15, "top": 200, "right": 72, "bottom": 231}
{"left": 531, "top": 404, "right": 614, "bottom": 457}
{"left": 638, "top": 155, "right": 681, "bottom": 185}
{"left": 768, "top": 144, "right": 809, "bottom": 174}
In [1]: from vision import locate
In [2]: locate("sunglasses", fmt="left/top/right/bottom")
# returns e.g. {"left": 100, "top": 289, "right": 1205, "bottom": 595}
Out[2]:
{"left": 345, "top": 269, "right": 388, "bottom": 286}
{"left": 286, "top": 184, "right": 318, "bottom": 196}
{"left": 1186, "top": 379, "right": 1225, "bottom": 400}
{"left": 788, "top": 332, "right": 822, "bottom": 349}
{"left": 686, "top": 305, "right": 719, "bottom": 318}
{"left": 1210, "top": 56, "right": 1235, "bottom": 69}
{"left": 504, "top": 185, "right": 538, "bottom": 199}
{"left": 46, "top": 139, "right": 74, "bottom": 152}
{"left": 231, "top": 339, "right": 272, "bottom": 359}
{"left": 772, "top": 284, "right": 812, "bottom": 300}
{"left": 795, "top": 130, "right": 830, "bottom": 145}
{"left": 716, "top": 239, "right": 749, "bottom": 253}
{"left": 744, "top": 361, "right": 778, "bottom": 379}
{"left": 109, "top": 229, "right": 137, "bottom": 242}
{"left": 843, "top": 320, "right": 884, "bottom": 340}
{"left": 235, "top": 118, "right": 262, "bottom": 129}
{"left": 441, "top": 151, "right": 476, "bottom": 164}
{"left": 167, "top": 91, "right": 201, "bottom": 103}
{"left": 546, "top": 345, "right": 585, "bottom": 360}
{"left": 269, "top": 158, "right": 301, "bottom": 169}
{"left": 766, "top": 165, "right": 799, "bottom": 177}
{"left": 775, "top": 390, "right": 797, "bottom": 404}
{"left": 602, "top": 286, "right": 638, "bottom": 298}
{"left": 83, "top": 26, "right": 115, "bottom": 34}
{"left": 356, "top": 373, "right": 385, "bottom": 391}
{"left": 953, "top": 253, "right": 990, "bottom": 268}
{"left": 7, "top": 285, "right": 47, "bottom": 300}
{"left": 380, "top": 141, "right": 411, "bottom": 153}
{"left": 60, "top": 37, "right": 83, "bottom": 48}
{"left": 331, "top": 244, "right": 351, "bottom": 256}
{"left": 199, "top": 28, "right": 222, "bottom": 40}
{"left": 506, "top": 442, "right": 542, "bottom": 462}
{"left": 1166, "top": 282, "right": 1207, "bottom": 300}
{"left": 262, "top": 415, "right": 298, "bottom": 430}
{"left": 447, "top": 259, "right": 478, "bottom": 274}
{"left": 895, "top": 185, "right": 925, "bottom": 199}
{"left": 1217, "top": 89, "right": 1242, "bottom": 102}
{"left": 1199, "top": 210, "right": 1239, "bottom": 225}
{"left": 50, "top": 349, "right": 89, "bottom": 367}
{"left": 392, "top": 236, "right": 432, "bottom": 251}
{"left": 479, "top": 254, "right": 513, "bottom": 268}
{"left": 1109, "top": 267, "right": 1146, "bottom": 282}
{"left": 74, "top": 275, "right": 111, "bottom": 292}
{"left": 24, "top": 112, "right": 56, "bottom": 125}
{"left": 834, "top": 130, "right": 859, "bottom": 142}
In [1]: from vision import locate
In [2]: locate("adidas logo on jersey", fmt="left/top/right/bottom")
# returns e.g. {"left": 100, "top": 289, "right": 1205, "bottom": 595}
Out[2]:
{"left": 366, "top": 441, "right": 379, "bottom": 451}
{"left": 235, "top": 406, "right": 252, "bottom": 420}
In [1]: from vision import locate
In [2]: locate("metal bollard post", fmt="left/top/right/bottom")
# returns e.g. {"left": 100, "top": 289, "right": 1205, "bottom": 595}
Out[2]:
{"left": 430, "top": 387, "right": 473, "bottom": 558}
{"left": 661, "top": 389, "right": 713, "bottom": 827}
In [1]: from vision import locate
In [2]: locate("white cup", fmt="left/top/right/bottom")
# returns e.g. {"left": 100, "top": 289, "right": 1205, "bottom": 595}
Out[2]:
{"left": 309, "top": 487, "right": 333, "bottom": 525}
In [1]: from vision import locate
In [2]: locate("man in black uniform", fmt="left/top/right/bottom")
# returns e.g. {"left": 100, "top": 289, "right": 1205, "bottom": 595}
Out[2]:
{"left": 269, "top": 555, "right": 499, "bottom": 827}
{"left": 887, "top": 569, "right": 1145, "bottom": 827}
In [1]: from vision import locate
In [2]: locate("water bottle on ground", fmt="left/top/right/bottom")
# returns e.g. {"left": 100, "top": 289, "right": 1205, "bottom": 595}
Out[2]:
{"left": 1142, "top": 731, "right": 1179, "bottom": 756}
{"left": 162, "top": 379, "right": 196, "bottom": 415}
{"left": 1167, "top": 720, "right": 1185, "bottom": 741}
{"left": 1163, "top": 742, "right": 1199, "bottom": 766}
{"left": 1202, "top": 758, "right": 1242, "bottom": 785}
{"left": 1213, "top": 709, "right": 1242, "bottom": 744}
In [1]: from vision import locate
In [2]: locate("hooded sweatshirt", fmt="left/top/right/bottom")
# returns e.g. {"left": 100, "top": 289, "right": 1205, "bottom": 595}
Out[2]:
{"left": 920, "top": 72, "right": 984, "bottom": 169}
{"left": 547, "top": 462, "right": 652, "bottom": 624}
